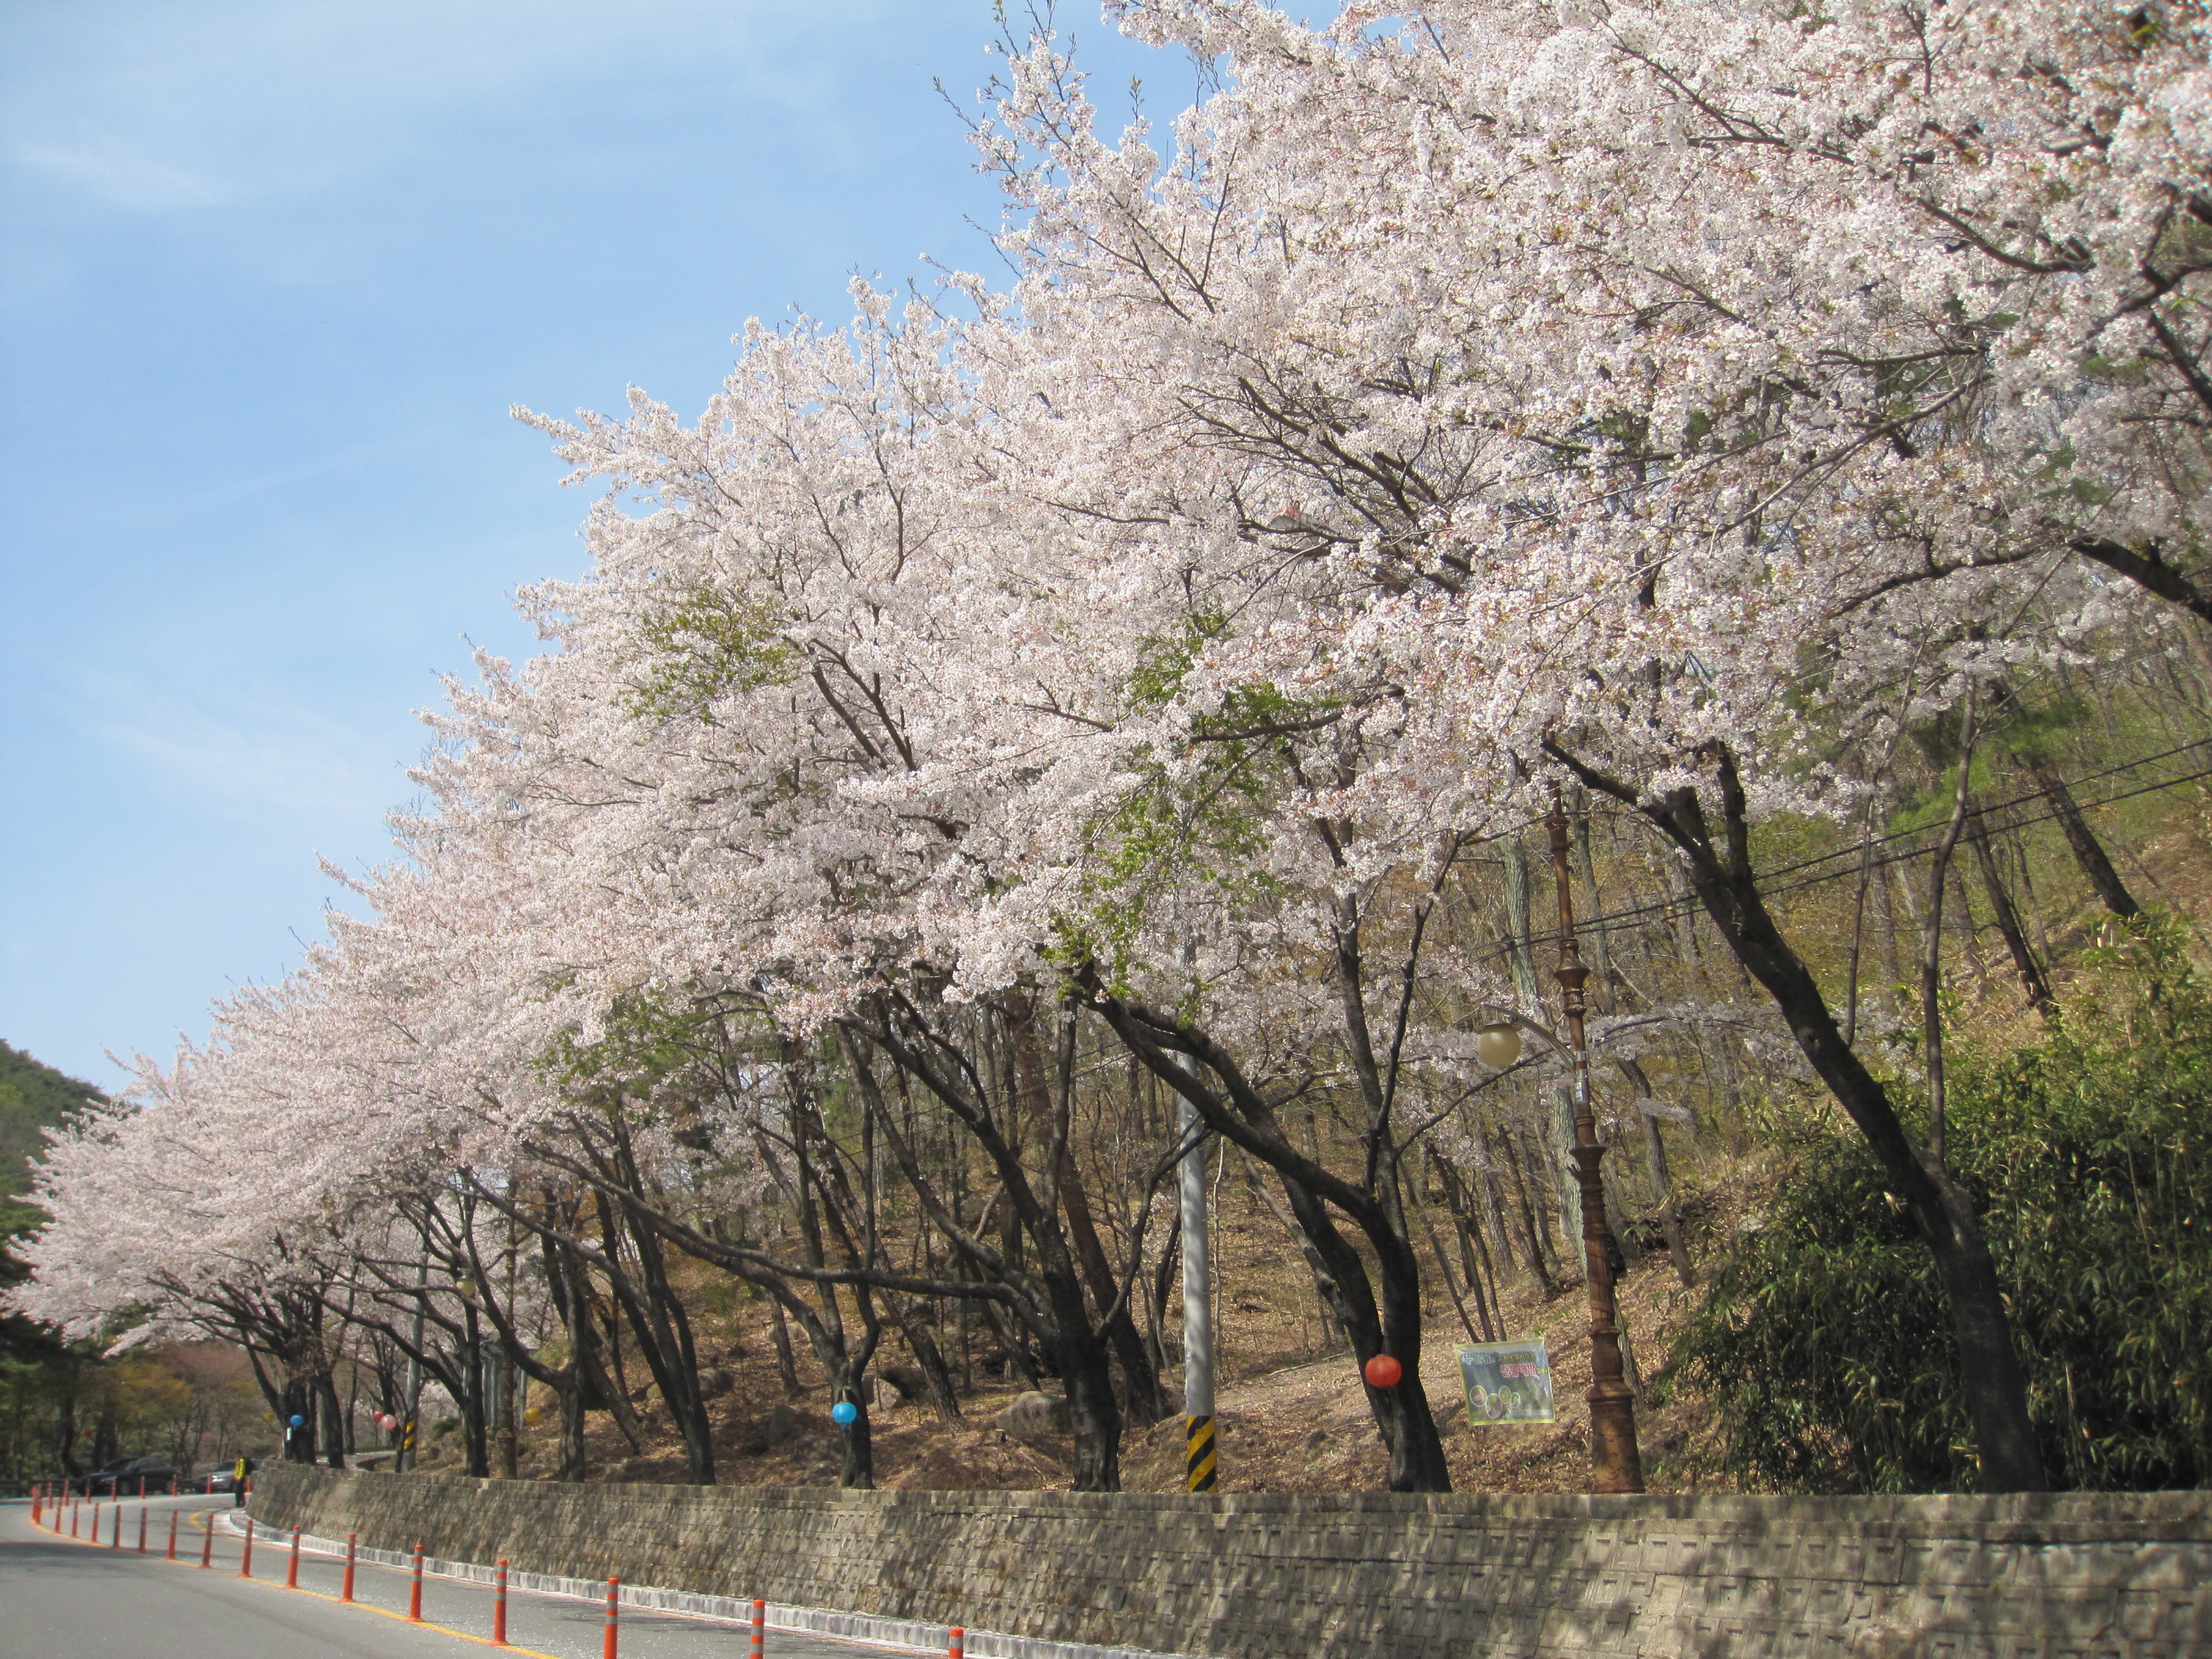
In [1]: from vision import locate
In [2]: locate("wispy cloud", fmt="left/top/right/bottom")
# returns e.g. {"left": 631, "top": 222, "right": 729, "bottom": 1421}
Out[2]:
{"left": 14, "top": 137, "right": 225, "bottom": 211}
{"left": 79, "top": 684, "right": 404, "bottom": 826}
{"left": 3, "top": 0, "right": 898, "bottom": 218}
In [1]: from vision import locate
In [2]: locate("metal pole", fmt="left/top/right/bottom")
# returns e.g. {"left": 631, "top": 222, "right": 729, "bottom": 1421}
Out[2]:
{"left": 401, "top": 1236, "right": 428, "bottom": 1473}
{"left": 1176, "top": 1061, "right": 1216, "bottom": 1493}
{"left": 1545, "top": 800, "right": 1645, "bottom": 1493}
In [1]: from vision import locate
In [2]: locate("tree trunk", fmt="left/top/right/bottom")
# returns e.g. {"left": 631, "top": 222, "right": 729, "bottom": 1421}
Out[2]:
{"left": 557, "top": 1377, "right": 588, "bottom": 1482}
{"left": 1462, "top": 1115, "right": 1519, "bottom": 1277}
{"left": 1504, "top": 838, "right": 1584, "bottom": 1258}
{"left": 316, "top": 1371, "right": 348, "bottom": 1470}
{"left": 1620, "top": 1059, "right": 1696, "bottom": 1286}
{"left": 1499, "top": 1126, "right": 1559, "bottom": 1293}
{"left": 1967, "top": 806, "right": 2057, "bottom": 1017}
{"left": 833, "top": 1361, "right": 874, "bottom": 1490}
{"left": 1558, "top": 748, "right": 2046, "bottom": 1492}
{"left": 767, "top": 1297, "right": 801, "bottom": 1395}
{"left": 2022, "top": 751, "right": 2140, "bottom": 917}
{"left": 885, "top": 1289, "right": 964, "bottom": 1421}
{"left": 1006, "top": 995, "right": 1167, "bottom": 1423}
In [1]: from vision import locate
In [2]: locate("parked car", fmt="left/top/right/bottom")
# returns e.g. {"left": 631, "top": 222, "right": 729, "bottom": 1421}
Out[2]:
{"left": 203, "top": 1458, "right": 258, "bottom": 1493}
{"left": 72, "top": 1456, "right": 176, "bottom": 1496}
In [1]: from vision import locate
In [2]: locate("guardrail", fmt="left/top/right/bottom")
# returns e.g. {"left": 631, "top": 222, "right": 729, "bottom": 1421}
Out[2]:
{"left": 212, "top": 1508, "right": 1187, "bottom": 1659}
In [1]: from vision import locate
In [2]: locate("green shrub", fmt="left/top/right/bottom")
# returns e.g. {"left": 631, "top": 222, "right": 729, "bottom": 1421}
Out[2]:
{"left": 1672, "top": 933, "right": 2212, "bottom": 1492}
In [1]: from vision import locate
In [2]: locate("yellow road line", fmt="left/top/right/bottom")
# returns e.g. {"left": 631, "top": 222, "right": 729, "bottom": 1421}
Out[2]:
{"left": 26, "top": 1509, "right": 565, "bottom": 1659}
{"left": 35, "top": 1505, "right": 929, "bottom": 1657}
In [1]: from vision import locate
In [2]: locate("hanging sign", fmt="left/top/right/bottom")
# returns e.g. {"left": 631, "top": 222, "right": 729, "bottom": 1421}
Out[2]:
{"left": 1457, "top": 1339, "right": 1555, "bottom": 1424}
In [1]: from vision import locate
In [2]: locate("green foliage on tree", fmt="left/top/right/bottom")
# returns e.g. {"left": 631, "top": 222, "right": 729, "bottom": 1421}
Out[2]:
{"left": 1671, "top": 928, "right": 2212, "bottom": 1493}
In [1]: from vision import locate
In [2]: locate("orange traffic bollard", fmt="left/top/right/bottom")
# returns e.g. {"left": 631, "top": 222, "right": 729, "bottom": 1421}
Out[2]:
{"left": 949, "top": 1626, "right": 965, "bottom": 1659}
{"left": 287, "top": 1527, "right": 301, "bottom": 1588}
{"left": 408, "top": 1544, "right": 424, "bottom": 1621}
{"left": 341, "top": 1534, "right": 357, "bottom": 1603}
{"left": 201, "top": 1516, "right": 214, "bottom": 1569}
{"left": 602, "top": 1576, "right": 620, "bottom": 1659}
{"left": 138, "top": 1506, "right": 148, "bottom": 1553}
{"left": 750, "top": 1598, "right": 765, "bottom": 1659}
{"left": 167, "top": 1511, "right": 178, "bottom": 1560}
{"left": 90, "top": 1503, "right": 100, "bottom": 1545}
{"left": 73, "top": 1499, "right": 81, "bottom": 1540}
{"left": 30, "top": 1484, "right": 40, "bottom": 1526}
{"left": 110, "top": 1501, "right": 122, "bottom": 1549}
{"left": 239, "top": 1516, "right": 254, "bottom": 1579}
{"left": 493, "top": 1558, "right": 509, "bottom": 1645}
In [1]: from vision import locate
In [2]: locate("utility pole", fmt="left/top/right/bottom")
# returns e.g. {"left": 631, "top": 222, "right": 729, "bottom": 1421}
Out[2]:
{"left": 1177, "top": 1062, "right": 1217, "bottom": 1492}
{"left": 1546, "top": 798, "right": 1645, "bottom": 1493}
{"left": 399, "top": 1236, "right": 427, "bottom": 1474}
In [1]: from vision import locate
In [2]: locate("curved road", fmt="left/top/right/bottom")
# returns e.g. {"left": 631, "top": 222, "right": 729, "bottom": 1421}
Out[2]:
{"left": 2, "top": 1494, "right": 906, "bottom": 1658}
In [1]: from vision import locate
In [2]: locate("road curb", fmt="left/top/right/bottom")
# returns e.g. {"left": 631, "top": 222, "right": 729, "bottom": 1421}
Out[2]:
{"left": 216, "top": 1510, "right": 1196, "bottom": 1659}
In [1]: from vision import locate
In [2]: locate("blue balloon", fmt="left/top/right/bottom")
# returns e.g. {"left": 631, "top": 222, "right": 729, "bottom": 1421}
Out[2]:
{"left": 288, "top": 1415, "right": 305, "bottom": 1428}
{"left": 830, "top": 1400, "right": 858, "bottom": 1426}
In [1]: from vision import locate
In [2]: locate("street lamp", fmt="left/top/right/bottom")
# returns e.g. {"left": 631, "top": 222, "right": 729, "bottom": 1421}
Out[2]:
{"left": 1473, "top": 1020, "right": 1524, "bottom": 1070}
{"left": 1545, "top": 798, "right": 1644, "bottom": 1494}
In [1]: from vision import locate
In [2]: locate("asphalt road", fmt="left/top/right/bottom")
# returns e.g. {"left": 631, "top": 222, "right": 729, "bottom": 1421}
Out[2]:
{"left": 1, "top": 1494, "right": 914, "bottom": 1659}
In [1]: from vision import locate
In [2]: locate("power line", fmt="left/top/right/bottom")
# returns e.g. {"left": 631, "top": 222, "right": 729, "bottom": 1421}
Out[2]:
{"left": 1470, "top": 738, "right": 2212, "bottom": 965}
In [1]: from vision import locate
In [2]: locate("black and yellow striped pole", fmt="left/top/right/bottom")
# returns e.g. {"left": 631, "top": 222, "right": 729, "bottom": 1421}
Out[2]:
{"left": 1185, "top": 1412, "right": 1217, "bottom": 1491}
{"left": 1177, "top": 1057, "right": 1217, "bottom": 1493}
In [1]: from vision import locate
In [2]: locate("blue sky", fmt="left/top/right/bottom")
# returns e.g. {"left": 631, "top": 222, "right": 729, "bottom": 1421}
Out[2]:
{"left": 0, "top": 0, "right": 1181, "bottom": 1090}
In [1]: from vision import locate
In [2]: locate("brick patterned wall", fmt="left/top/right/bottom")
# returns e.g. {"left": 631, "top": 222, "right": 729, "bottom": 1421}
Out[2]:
{"left": 251, "top": 1465, "right": 2211, "bottom": 1658}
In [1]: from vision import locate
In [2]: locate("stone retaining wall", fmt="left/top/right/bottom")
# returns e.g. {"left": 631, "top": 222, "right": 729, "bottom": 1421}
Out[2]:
{"left": 250, "top": 1464, "right": 2211, "bottom": 1658}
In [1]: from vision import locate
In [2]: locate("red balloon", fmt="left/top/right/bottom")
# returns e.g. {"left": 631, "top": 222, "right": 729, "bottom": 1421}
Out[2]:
{"left": 1363, "top": 1353, "right": 1403, "bottom": 1388}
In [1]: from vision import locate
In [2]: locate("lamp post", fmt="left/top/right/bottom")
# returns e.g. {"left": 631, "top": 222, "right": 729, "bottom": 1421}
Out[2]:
{"left": 1545, "top": 799, "right": 1644, "bottom": 1493}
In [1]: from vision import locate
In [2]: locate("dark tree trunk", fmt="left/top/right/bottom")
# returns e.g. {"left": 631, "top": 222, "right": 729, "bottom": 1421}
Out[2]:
{"left": 1553, "top": 740, "right": 2047, "bottom": 1492}
{"left": 885, "top": 1291, "right": 963, "bottom": 1421}
{"left": 853, "top": 1007, "right": 1126, "bottom": 1490}
{"left": 459, "top": 1312, "right": 490, "bottom": 1478}
{"left": 1967, "top": 807, "right": 2057, "bottom": 1017}
{"left": 1006, "top": 995, "right": 1167, "bottom": 1423}
{"left": 316, "top": 1371, "right": 348, "bottom": 1470}
{"left": 832, "top": 1361, "right": 875, "bottom": 1490}
{"left": 2022, "top": 752, "right": 2140, "bottom": 918}
{"left": 1079, "top": 979, "right": 1452, "bottom": 1492}
{"left": 767, "top": 1296, "right": 801, "bottom": 1396}
{"left": 55, "top": 1387, "right": 80, "bottom": 1478}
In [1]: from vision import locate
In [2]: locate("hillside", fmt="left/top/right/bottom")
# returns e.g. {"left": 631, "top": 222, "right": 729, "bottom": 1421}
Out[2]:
{"left": 0, "top": 1041, "right": 102, "bottom": 1195}
{"left": 0, "top": 1042, "right": 103, "bottom": 1306}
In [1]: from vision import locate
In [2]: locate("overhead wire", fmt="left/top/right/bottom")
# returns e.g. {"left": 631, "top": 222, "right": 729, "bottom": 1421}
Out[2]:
{"left": 1467, "top": 735, "right": 2212, "bottom": 965}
